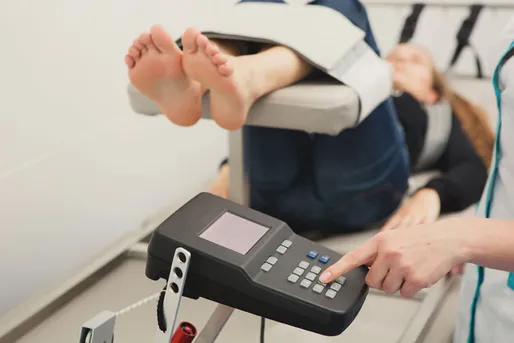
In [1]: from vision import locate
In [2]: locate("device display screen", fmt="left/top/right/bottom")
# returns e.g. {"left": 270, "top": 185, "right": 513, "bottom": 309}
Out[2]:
{"left": 199, "top": 212, "right": 270, "bottom": 254}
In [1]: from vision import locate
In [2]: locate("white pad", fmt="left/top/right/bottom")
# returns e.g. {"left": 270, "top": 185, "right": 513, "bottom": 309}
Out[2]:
{"left": 193, "top": 2, "right": 393, "bottom": 122}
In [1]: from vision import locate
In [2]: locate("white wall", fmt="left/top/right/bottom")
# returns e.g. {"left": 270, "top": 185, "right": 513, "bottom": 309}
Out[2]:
{"left": 0, "top": 0, "right": 231, "bottom": 316}
{"left": 1, "top": 0, "right": 513, "bottom": 318}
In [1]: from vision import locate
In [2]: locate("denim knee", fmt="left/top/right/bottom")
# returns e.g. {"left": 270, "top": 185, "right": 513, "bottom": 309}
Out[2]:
{"left": 327, "top": 146, "right": 409, "bottom": 230}
{"left": 244, "top": 127, "right": 310, "bottom": 191}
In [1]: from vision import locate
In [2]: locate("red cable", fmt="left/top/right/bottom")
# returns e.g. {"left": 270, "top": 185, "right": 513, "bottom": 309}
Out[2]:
{"left": 170, "top": 322, "right": 197, "bottom": 343}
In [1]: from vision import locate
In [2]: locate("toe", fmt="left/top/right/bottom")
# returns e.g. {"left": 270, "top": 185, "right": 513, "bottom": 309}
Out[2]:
{"left": 196, "top": 34, "right": 209, "bottom": 50}
{"left": 218, "top": 63, "right": 233, "bottom": 77}
{"left": 125, "top": 55, "right": 135, "bottom": 68}
{"left": 140, "top": 33, "right": 152, "bottom": 47}
{"left": 182, "top": 27, "right": 201, "bottom": 53}
{"left": 205, "top": 43, "right": 220, "bottom": 57}
{"left": 211, "top": 52, "right": 227, "bottom": 66}
{"left": 133, "top": 38, "right": 144, "bottom": 51}
{"left": 150, "top": 24, "right": 180, "bottom": 54}
{"left": 128, "top": 47, "right": 141, "bottom": 61}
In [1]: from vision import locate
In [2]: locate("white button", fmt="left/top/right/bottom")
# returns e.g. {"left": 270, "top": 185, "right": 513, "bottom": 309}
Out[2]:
{"left": 326, "top": 290, "right": 337, "bottom": 299}
{"left": 313, "top": 284, "right": 324, "bottom": 294}
{"left": 288, "top": 274, "right": 299, "bottom": 283}
{"left": 305, "top": 272, "right": 316, "bottom": 281}
{"left": 311, "top": 266, "right": 322, "bottom": 274}
{"left": 336, "top": 276, "right": 347, "bottom": 285}
{"left": 281, "top": 240, "right": 293, "bottom": 248}
{"left": 330, "top": 283, "right": 342, "bottom": 292}
{"left": 277, "top": 246, "right": 287, "bottom": 255}
{"left": 261, "top": 263, "right": 272, "bottom": 272}
{"left": 300, "top": 279, "right": 312, "bottom": 288}
{"left": 293, "top": 267, "right": 305, "bottom": 276}
{"left": 299, "top": 261, "right": 310, "bottom": 269}
{"left": 267, "top": 257, "right": 278, "bottom": 265}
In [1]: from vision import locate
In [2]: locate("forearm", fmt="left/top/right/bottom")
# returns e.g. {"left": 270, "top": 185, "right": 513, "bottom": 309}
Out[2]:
{"left": 458, "top": 218, "right": 514, "bottom": 272}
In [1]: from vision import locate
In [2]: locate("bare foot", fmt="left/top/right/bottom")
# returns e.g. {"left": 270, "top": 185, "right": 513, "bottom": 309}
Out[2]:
{"left": 182, "top": 27, "right": 256, "bottom": 130}
{"left": 126, "top": 25, "right": 202, "bottom": 126}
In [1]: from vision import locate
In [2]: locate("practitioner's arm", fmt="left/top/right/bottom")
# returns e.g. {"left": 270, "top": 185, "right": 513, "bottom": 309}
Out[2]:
{"left": 320, "top": 217, "right": 514, "bottom": 297}
{"left": 465, "top": 219, "right": 514, "bottom": 272}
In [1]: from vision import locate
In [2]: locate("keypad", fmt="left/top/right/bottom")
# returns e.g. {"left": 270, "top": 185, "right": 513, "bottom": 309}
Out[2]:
{"left": 277, "top": 246, "right": 287, "bottom": 254}
{"left": 288, "top": 274, "right": 300, "bottom": 283}
{"left": 311, "top": 266, "right": 322, "bottom": 274}
{"left": 261, "top": 263, "right": 272, "bottom": 272}
{"left": 284, "top": 249, "right": 344, "bottom": 300}
{"left": 300, "top": 279, "right": 312, "bottom": 288}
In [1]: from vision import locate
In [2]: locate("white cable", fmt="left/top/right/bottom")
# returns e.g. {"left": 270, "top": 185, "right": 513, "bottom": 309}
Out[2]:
{"left": 116, "top": 290, "right": 165, "bottom": 316}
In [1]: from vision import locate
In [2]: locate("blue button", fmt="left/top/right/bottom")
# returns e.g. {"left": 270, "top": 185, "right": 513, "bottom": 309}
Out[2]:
{"left": 307, "top": 250, "right": 318, "bottom": 259}
{"left": 319, "top": 255, "right": 330, "bottom": 264}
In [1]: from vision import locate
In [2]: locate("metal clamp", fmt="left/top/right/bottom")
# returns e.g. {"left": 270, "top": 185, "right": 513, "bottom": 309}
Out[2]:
{"left": 79, "top": 311, "right": 116, "bottom": 343}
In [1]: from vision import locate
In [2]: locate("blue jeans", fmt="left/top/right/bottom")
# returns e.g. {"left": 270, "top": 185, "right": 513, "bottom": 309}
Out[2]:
{"left": 240, "top": 0, "right": 410, "bottom": 233}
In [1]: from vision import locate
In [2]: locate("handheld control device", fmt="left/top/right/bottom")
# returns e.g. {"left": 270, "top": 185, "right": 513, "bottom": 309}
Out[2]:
{"left": 146, "top": 193, "right": 368, "bottom": 336}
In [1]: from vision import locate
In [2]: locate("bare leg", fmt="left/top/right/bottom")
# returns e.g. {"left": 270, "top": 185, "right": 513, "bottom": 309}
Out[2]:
{"left": 182, "top": 28, "right": 312, "bottom": 130}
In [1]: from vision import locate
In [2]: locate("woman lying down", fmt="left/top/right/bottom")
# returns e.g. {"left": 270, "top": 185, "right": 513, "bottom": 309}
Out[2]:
{"left": 209, "top": 43, "right": 494, "bottom": 231}
{"left": 125, "top": 0, "right": 492, "bottom": 234}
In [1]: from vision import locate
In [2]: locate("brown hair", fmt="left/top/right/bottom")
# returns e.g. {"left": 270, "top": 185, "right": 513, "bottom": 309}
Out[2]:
{"left": 432, "top": 69, "right": 495, "bottom": 168}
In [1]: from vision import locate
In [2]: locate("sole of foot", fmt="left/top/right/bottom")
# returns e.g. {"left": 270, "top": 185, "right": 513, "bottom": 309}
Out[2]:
{"left": 126, "top": 25, "right": 202, "bottom": 126}
{"left": 182, "top": 27, "right": 255, "bottom": 130}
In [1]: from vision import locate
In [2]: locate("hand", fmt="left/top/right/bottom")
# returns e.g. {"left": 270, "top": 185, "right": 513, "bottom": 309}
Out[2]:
{"left": 208, "top": 164, "right": 230, "bottom": 199}
{"left": 386, "top": 44, "right": 438, "bottom": 104}
{"left": 450, "top": 263, "right": 465, "bottom": 276}
{"left": 319, "top": 219, "right": 469, "bottom": 298}
{"left": 387, "top": 43, "right": 433, "bottom": 66}
{"left": 382, "top": 188, "right": 441, "bottom": 231}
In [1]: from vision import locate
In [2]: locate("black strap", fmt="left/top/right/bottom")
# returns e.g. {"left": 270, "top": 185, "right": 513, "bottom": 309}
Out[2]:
{"left": 157, "top": 286, "right": 167, "bottom": 332}
{"left": 448, "top": 4, "right": 484, "bottom": 78}
{"left": 398, "top": 3, "right": 425, "bottom": 43}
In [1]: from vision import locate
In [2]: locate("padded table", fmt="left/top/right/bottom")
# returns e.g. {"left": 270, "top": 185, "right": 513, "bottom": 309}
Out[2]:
{"left": 127, "top": 82, "right": 361, "bottom": 135}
